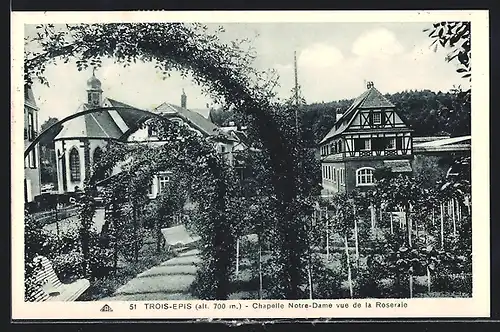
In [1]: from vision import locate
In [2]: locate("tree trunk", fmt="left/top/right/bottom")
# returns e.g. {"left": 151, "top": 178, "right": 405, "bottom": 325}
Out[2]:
{"left": 344, "top": 234, "right": 353, "bottom": 299}
{"left": 280, "top": 205, "right": 303, "bottom": 300}
{"left": 432, "top": 208, "right": 435, "bottom": 227}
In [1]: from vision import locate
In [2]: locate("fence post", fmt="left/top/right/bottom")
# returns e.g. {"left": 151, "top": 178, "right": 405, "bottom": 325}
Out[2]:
{"left": 390, "top": 212, "right": 394, "bottom": 234}
{"left": 440, "top": 203, "right": 444, "bottom": 249}
{"left": 54, "top": 205, "right": 60, "bottom": 238}
{"left": 235, "top": 238, "right": 240, "bottom": 275}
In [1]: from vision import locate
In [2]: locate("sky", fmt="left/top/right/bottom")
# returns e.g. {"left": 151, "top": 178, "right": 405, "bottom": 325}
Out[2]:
{"left": 25, "top": 22, "right": 469, "bottom": 124}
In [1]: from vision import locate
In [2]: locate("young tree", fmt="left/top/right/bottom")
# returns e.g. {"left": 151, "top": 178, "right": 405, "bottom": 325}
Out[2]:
{"left": 327, "top": 193, "right": 355, "bottom": 298}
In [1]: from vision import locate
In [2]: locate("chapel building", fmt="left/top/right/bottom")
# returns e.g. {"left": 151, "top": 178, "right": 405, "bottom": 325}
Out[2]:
{"left": 54, "top": 71, "right": 243, "bottom": 197}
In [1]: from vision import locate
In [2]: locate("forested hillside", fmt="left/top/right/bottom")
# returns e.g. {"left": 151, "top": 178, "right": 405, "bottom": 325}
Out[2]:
{"left": 209, "top": 89, "right": 471, "bottom": 147}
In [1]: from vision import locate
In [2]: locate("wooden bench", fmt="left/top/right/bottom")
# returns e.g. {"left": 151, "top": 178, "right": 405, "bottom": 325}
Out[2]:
{"left": 28, "top": 256, "right": 90, "bottom": 302}
{"left": 161, "top": 225, "right": 201, "bottom": 255}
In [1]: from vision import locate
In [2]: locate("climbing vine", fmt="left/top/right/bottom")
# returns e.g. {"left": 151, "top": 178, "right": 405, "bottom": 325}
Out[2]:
{"left": 25, "top": 23, "right": 321, "bottom": 299}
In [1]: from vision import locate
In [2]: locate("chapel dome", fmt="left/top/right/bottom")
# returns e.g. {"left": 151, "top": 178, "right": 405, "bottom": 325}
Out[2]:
{"left": 87, "top": 72, "right": 102, "bottom": 90}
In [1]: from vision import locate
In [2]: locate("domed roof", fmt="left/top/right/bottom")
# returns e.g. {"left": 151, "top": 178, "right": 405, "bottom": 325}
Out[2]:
{"left": 87, "top": 70, "right": 102, "bottom": 90}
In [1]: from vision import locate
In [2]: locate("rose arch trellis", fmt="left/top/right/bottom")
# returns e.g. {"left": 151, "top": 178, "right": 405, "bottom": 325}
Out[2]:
{"left": 24, "top": 23, "right": 307, "bottom": 299}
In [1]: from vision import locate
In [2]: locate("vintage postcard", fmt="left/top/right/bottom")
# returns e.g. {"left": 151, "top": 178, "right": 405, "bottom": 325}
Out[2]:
{"left": 12, "top": 10, "right": 490, "bottom": 320}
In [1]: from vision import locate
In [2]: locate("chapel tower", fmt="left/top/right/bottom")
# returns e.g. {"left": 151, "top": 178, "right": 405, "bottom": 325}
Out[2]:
{"left": 86, "top": 68, "right": 102, "bottom": 107}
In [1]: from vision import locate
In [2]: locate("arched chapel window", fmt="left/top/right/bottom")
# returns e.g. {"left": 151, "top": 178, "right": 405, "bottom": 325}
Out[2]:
{"left": 69, "top": 148, "right": 81, "bottom": 182}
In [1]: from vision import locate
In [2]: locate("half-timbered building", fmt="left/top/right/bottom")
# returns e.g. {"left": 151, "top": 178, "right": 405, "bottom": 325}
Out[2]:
{"left": 319, "top": 81, "right": 413, "bottom": 194}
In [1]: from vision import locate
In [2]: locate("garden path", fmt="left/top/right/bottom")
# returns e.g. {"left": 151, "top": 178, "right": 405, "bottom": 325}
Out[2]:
{"left": 101, "top": 249, "right": 201, "bottom": 301}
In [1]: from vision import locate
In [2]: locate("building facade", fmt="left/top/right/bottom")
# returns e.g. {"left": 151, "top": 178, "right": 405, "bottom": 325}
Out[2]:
{"left": 24, "top": 86, "right": 41, "bottom": 203}
{"left": 319, "top": 82, "right": 471, "bottom": 196}
{"left": 54, "top": 72, "right": 243, "bottom": 197}
{"left": 319, "top": 82, "right": 413, "bottom": 195}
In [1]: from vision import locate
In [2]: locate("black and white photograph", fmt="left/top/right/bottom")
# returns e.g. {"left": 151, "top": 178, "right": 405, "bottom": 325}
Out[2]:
{"left": 13, "top": 10, "right": 489, "bottom": 319}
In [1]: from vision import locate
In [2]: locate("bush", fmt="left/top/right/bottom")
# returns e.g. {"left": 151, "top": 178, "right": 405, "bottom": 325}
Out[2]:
{"left": 312, "top": 258, "right": 344, "bottom": 299}
{"left": 190, "top": 259, "right": 220, "bottom": 300}
{"left": 88, "top": 246, "right": 114, "bottom": 280}
{"left": 52, "top": 250, "right": 85, "bottom": 282}
{"left": 355, "top": 266, "right": 383, "bottom": 298}
{"left": 434, "top": 271, "right": 472, "bottom": 295}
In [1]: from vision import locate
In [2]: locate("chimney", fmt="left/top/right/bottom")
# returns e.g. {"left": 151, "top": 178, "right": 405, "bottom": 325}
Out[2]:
{"left": 336, "top": 107, "right": 343, "bottom": 122}
{"left": 367, "top": 81, "right": 374, "bottom": 89}
{"left": 181, "top": 89, "right": 187, "bottom": 108}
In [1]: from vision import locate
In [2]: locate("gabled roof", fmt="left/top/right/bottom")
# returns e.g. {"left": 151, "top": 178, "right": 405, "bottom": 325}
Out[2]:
{"left": 54, "top": 104, "right": 124, "bottom": 140}
{"left": 106, "top": 98, "right": 147, "bottom": 128}
{"left": 24, "top": 86, "right": 38, "bottom": 109}
{"left": 319, "top": 86, "right": 397, "bottom": 144}
{"left": 152, "top": 102, "right": 220, "bottom": 136}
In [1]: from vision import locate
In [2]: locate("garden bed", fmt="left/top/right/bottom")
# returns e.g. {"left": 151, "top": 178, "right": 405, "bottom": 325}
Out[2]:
{"left": 79, "top": 241, "right": 174, "bottom": 301}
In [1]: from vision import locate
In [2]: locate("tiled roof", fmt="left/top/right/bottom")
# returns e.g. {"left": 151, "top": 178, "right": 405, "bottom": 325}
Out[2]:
{"left": 321, "top": 154, "right": 344, "bottom": 163}
{"left": 383, "top": 160, "right": 412, "bottom": 172}
{"left": 24, "top": 86, "right": 38, "bottom": 109}
{"left": 106, "top": 98, "right": 147, "bottom": 128}
{"left": 413, "top": 144, "right": 471, "bottom": 153}
{"left": 358, "top": 88, "right": 395, "bottom": 109}
{"left": 413, "top": 135, "right": 471, "bottom": 153}
{"left": 153, "top": 103, "right": 220, "bottom": 136}
{"left": 54, "top": 104, "right": 123, "bottom": 140}
{"left": 413, "top": 136, "right": 451, "bottom": 143}
{"left": 413, "top": 135, "right": 471, "bottom": 147}
{"left": 319, "top": 86, "right": 396, "bottom": 144}
{"left": 190, "top": 108, "right": 211, "bottom": 119}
